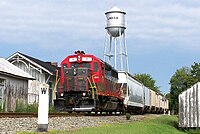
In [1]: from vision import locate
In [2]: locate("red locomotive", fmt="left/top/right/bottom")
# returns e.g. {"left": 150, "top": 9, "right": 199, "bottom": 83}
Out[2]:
{"left": 54, "top": 51, "right": 124, "bottom": 112}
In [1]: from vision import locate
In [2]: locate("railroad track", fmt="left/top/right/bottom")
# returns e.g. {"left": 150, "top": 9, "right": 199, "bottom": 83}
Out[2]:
{"left": 0, "top": 112, "right": 123, "bottom": 118}
{"left": 0, "top": 112, "right": 85, "bottom": 118}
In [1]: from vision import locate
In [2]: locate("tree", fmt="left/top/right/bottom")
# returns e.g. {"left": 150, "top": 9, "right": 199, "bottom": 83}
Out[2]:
{"left": 134, "top": 73, "right": 159, "bottom": 92}
{"left": 165, "top": 93, "right": 171, "bottom": 109}
{"left": 169, "top": 67, "right": 194, "bottom": 114}
{"left": 191, "top": 62, "right": 200, "bottom": 84}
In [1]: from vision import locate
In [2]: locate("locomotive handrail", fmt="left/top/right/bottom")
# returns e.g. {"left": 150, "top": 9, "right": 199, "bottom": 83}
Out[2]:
{"left": 86, "top": 75, "right": 98, "bottom": 99}
{"left": 86, "top": 77, "right": 95, "bottom": 99}
{"left": 92, "top": 74, "right": 98, "bottom": 99}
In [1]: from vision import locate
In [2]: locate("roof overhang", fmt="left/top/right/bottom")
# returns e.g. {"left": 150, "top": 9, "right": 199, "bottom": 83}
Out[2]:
{"left": 7, "top": 52, "right": 53, "bottom": 75}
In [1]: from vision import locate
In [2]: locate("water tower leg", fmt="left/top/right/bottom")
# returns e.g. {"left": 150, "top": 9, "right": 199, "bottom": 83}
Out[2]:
{"left": 124, "top": 32, "right": 129, "bottom": 72}
{"left": 119, "top": 28, "right": 123, "bottom": 71}
{"left": 109, "top": 36, "right": 112, "bottom": 64}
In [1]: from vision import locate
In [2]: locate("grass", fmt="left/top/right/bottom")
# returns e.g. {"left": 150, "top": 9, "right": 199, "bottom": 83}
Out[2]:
{"left": 67, "top": 115, "right": 184, "bottom": 134}
{"left": 17, "top": 115, "right": 200, "bottom": 134}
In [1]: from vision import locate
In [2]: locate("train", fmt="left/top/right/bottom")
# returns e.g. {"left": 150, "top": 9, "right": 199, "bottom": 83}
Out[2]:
{"left": 54, "top": 51, "right": 169, "bottom": 114}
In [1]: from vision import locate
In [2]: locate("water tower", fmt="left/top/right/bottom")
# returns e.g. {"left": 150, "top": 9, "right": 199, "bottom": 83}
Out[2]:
{"left": 104, "top": 6, "right": 129, "bottom": 71}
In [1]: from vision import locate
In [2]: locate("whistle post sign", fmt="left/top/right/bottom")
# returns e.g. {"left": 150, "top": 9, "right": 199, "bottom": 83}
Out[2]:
{"left": 38, "top": 83, "right": 49, "bottom": 132}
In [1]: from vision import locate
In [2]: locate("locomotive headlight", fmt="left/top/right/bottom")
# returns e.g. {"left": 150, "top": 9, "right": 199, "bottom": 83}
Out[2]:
{"left": 82, "top": 92, "right": 86, "bottom": 96}
{"left": 61, "top": 93, "right": 64, "bottom": 97}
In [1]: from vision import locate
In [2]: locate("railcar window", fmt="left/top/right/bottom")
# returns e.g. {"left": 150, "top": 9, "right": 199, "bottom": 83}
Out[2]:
{"left": 94, "top": 62, "right": 98, "bottom": 72}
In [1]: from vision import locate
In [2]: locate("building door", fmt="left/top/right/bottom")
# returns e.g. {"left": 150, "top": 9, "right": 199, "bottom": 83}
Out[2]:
{"left": 0, "top": 78, "right": 5, "bottom": 111}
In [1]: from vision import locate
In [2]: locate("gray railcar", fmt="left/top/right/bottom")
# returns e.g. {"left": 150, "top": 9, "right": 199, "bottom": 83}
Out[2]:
{"left": 118, "top": 71, "right": 144, "bottom": 113}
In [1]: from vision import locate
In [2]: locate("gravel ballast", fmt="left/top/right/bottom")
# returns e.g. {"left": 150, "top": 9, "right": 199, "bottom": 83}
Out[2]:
{"left": 0, "top": 114, "right": 158, "bottom": 134}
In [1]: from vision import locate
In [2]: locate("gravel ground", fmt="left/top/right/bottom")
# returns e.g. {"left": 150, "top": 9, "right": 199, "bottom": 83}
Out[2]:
{"left": 0, "top": 114, "right": 159, "bottom": 134}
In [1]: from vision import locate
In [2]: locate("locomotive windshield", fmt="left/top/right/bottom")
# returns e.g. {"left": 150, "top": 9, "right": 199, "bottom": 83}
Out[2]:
{"left": 70, "top": 63, "right": 90, "bottom": 68}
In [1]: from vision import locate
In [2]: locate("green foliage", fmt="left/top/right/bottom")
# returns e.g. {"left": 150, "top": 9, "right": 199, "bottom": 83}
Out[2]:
{"left": 170, "top": 67, "right": 193, "bottom": 114}
{"left": 15, "top": 101, "right": 56, "bottom": 113}
{"left": 15, "top": 100, "right": 38, "bottom": 113}
{"left": 26, "top": 103, "right": 38, "bottom": 113}
{"left": 15, "top": 100, "right": 27, "bottom": 112}
{"left": 191, "top": 62, "right": 200, "bottom": 83}
{"left": 0, "top": 105, "right": 2, "bottom": 112}
{"left": 134, "top": 73, "right": 160, "bottom": 92}
{"left": 49, "top": 105, "right": 55, "bottom": 113}
{"left": 165, "top": 93, "right": 171, "bottom": 109}
{"left": 3, "top": 99, "right": 6, "bottom": 112}
{"left": 0, "top": 99, "right": 4, "bottom": 112}
{"left": 165, "top": 93, "right": 170, "bottom": 100}
{"left": 169, "top": 63, "right": 200, "bottom": 114}
{"left": 125, "top": 113, "right": 131, "bottom": 120}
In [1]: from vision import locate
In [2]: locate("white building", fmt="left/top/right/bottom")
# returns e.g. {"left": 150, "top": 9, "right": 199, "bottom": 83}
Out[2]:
{"left": 7, "top": 52, "right": 60, "bottom": 105}
{"left": 0, "top": 58, "right": 34, "bottom": 112}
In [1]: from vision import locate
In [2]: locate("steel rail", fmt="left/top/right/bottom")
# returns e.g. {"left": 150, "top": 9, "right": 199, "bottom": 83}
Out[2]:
{"left": 0, "top": 112, "right": 123, "bottom": 118}
{"left": 0, "top": 112, "right": 85, "bottom": 118}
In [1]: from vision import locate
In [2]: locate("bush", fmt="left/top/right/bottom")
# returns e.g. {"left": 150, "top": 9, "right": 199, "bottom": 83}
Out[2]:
{"left": 126, "top": 113, "right": 131, "bottom": 120}
{"left": 14, "top": 100, "right": 57, "bottom": 113}
{"left": 49, "top": 105, "right": 55, "bottom": 113}
{"left": 15, "top": 100, "right": 27, "bottom": 112}
{"left": 15, "top": 100, "right": 38, "bottom": 113}
{"left": 26, "top": 103, "right": 38, "bottom": 113}
{"left": 0, "top": 105, "right": 2, "bottom": 112}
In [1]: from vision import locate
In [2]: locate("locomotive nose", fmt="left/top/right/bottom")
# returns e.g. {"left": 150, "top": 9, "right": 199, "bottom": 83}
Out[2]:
{"left": 69, "top": 97, "right": 76, "bottom": 105}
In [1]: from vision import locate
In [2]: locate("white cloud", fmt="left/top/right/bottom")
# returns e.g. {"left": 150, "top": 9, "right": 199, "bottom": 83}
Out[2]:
{"left": 0, "top": 0, "right": 200, "bottom": 51}
{"left": 1, "top": 0, "right": 200, "bottom": 93}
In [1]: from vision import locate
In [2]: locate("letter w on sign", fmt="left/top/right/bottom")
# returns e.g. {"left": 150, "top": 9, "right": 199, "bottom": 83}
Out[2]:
{"left": 41, "top": 88, "right": 47, "bottom": 94}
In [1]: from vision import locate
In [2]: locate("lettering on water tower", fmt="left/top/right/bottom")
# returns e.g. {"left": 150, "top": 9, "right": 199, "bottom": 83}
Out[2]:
{"left": 108, "top": 16, "right": 118, "bottom": 20}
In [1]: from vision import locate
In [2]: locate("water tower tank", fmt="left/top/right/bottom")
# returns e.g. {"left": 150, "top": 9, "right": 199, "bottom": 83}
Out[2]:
{"left": 105, "top": 6, "right": 126, "bottom": 37}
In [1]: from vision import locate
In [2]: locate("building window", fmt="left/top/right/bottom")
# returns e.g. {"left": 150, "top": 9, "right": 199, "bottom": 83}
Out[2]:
{"left": 0, "top": 78, "right": 5, "bottom": 110}
{"left": 0, "top": 78, "right": 5, "bottom": 86}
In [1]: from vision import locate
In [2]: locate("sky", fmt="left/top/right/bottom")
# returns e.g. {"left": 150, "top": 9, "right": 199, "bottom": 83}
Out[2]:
{"left": 0, "top": 0, "right": 200, "bottom": 94}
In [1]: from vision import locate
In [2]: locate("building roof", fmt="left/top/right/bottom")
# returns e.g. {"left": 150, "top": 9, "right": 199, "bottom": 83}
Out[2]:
{"left": 7, "top": 52, "right": 60, "bottom": 76}
{"left": 0, "top": 58, "right": 34, "bottom": 80}
{"left": 19, "top": 52, "right": 59, "bottom": 75}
